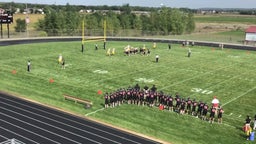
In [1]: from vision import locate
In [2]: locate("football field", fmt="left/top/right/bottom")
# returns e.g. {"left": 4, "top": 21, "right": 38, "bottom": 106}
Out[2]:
{"left": 0, "top": 40, "right": 255, "bottom": 144}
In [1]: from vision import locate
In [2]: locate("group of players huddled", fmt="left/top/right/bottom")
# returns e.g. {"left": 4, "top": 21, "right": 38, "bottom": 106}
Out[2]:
{"left": 104, "top": 83, "right": 224, "bottom": 124}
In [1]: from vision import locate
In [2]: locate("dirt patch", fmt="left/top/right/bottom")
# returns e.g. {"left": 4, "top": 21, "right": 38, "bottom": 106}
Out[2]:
{"left": 194, "top": 22, "right": 253, "bottom": 34}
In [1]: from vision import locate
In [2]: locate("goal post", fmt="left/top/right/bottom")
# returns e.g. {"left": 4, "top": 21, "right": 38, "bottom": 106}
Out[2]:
{"left": 81, "top": 19, "right": 107, "bottom": 52}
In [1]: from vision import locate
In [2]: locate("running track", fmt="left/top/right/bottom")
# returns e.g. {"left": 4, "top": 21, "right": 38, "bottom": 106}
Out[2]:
{"left": 0, "top": 92, "right": 161, "bottom": 144}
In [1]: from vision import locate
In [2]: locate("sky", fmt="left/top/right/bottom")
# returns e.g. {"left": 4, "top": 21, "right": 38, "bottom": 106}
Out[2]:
{"left": 2, "top": 0, "right": 256, "bottom": 9}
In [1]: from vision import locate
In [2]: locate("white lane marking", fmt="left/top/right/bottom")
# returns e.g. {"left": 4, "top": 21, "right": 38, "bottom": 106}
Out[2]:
{"left": 0, "top": 111, "right": 83, "bottom": 144}
{"left": 0, "top": 121, "right": 57, "bottom": 144}
{"left": 85, "top": 108, "right": 104, "bottom": 116}
{"left": 0, "top": 96, "right": 144, "bottom": 144}
{"left": 0, "top": 132, "right": 8, "bottom": 140}
{"left": 0, "top": 102, "right": 119, "bottom": 144}
{"left": 222, "top": 86, "right": 256, "bottom": 107}
{"left": 0, "top": 106, "right": 102, "bottom": 144}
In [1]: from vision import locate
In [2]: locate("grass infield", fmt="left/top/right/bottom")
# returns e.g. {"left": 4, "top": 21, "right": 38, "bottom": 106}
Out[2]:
{"left": 0, "top": 41, "right": 255, "bottom": 144}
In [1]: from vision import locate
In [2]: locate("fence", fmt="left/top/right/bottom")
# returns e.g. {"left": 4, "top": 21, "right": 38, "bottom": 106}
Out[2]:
{"left": 1, "top": 28, "right": 254, "bottom": 46}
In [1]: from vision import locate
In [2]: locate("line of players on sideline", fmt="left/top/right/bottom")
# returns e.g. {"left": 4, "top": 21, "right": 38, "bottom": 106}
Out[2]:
{"left": 104, "top": 84, "right": 224, "bottom": 124}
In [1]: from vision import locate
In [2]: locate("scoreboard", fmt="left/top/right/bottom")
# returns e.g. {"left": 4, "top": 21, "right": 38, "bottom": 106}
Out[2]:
{"left": 0, "top": 14, "right": 13, "bottom": 24}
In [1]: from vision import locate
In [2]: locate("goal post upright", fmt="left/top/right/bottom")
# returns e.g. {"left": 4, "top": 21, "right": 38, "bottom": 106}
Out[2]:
{"left": 81, "top": 19, "right": 85, "bottom": 53}
{"left": 81, "top": 18, "right": 107, "bottom": 52}
{"left": 104, "top": 20, "right": 106, "bottom": 42}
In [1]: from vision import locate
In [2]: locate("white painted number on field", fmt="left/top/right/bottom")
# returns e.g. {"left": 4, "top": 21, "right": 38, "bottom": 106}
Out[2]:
{"left": 191, "top": 88, "right": 213, "bottom": 95}
{"left": 135, "top": 78, "right": 154, "bottom": 83}
{"left": 93, "top": 70, "right": 108, "bottom": 74}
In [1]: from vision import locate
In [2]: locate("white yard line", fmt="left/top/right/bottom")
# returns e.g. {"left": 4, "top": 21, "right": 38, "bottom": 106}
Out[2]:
{"left": 222, "top": 86, "right": 256, "bottom": 107}
{"left": 85, "top": 108, "right": 105, "bottom": 116}
{"left": 160, "top": 65, "right": 233, "bottom": 90}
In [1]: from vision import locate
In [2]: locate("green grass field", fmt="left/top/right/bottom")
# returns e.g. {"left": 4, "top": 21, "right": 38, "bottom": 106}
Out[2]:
{"left": 0, "top": 41, "right": 255, "bottom": 144}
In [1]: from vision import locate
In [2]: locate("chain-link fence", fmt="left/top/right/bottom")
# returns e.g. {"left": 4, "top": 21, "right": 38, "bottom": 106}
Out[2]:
{"left": 0, "top": 28, "right": 254, "bottom": 46}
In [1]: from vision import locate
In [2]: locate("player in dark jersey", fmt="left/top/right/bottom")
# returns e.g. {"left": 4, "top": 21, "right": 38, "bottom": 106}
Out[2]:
{"left": 209, "top": 106, "right": 216, "bottom": 124}
{"left": 109, "top": 95, "right": 114, "bottom": 107}
{"left": 151, "top": 85, "right": 157, "bottom": 92}
{"left": 175, "top": 94, "right": 181, "bottom": 112}
{"left": 168, "top": 96, "right": 174, "bottom": 111}
{"left": 202, "top": 103, "right": 208, "bottom": 120}
{"left": 186, "top": 97, "right": 192, "bottom": 114}
{"left": 134, "top": 83, "right": 140, "bottom": 91}
{"left": 191, "top": 99, "right": 197, "bottom": 116}
{"left": 218, "top": 107, "right": 224, "bottom": 124}
{"left": 104, "top": 93, "right": 109, "bottom": 108}
{"left": 197, "top": 101, "right": 204, "bottom": 118}
{"left": 149, "top": 92, "right": 154, "bottom": 107}
{"left": 180, "top": 100, "right": 186, "bottom": 114}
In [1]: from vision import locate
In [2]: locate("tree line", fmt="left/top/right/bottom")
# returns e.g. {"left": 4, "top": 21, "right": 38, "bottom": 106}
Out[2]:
{"left": 35, "top": 4, "right": 195, "bottom": 36}
{"left": 2, "top": 3, "right": 196, "bottom": 36}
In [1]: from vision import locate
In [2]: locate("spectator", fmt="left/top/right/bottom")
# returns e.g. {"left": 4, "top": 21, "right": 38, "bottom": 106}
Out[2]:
{"left": 244, "top": 124, "right": 252, "bottom": 140}
{"left": 245, "top": 115, "right": 251, "bottom": 126}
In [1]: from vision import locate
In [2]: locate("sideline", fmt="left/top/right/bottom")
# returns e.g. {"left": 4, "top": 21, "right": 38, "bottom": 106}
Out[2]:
{"left": 85, "top": 108, "right": 104, "bottom": 116}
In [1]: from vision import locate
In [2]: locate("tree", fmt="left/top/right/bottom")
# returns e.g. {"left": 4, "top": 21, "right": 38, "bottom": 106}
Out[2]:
{"left": 185, "top": 12, "right": 195, "bottom": 34}
{"left": 14, "top": 18, "right": 26, "bottom": 32}
{"left": 169, "top": 9, "right": 185, "bottom": 35}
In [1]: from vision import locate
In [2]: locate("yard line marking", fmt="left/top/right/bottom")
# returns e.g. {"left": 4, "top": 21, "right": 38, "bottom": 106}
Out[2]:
{"left": 190, "top": 74, "right": 241, "bottom": 97}
{"left": 160, "top": 65, "right": 233, "bottom": 90}
{"left": 238, "top": 115, "right": 242, "bottom": 118}
{"left": 222, "top": 86, "right": 256, "bottom": 107}
{"left": 85, "top": 108, "right": 104, "bottom": 116}
{"left": 222, "top": 123, "right": 236, "bottom": 129}
{"left": 229, "top": 113, "right": 233, "bottom": 116}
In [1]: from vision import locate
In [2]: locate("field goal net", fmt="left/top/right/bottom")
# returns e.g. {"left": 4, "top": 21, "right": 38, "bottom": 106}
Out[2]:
{"left": 0, "top": 139, "right": 26, "bottom": 144}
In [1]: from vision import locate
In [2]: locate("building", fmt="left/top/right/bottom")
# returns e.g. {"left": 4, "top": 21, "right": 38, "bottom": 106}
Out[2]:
{"left": 245, "top": 26, "right": 256, "bottom": 45}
